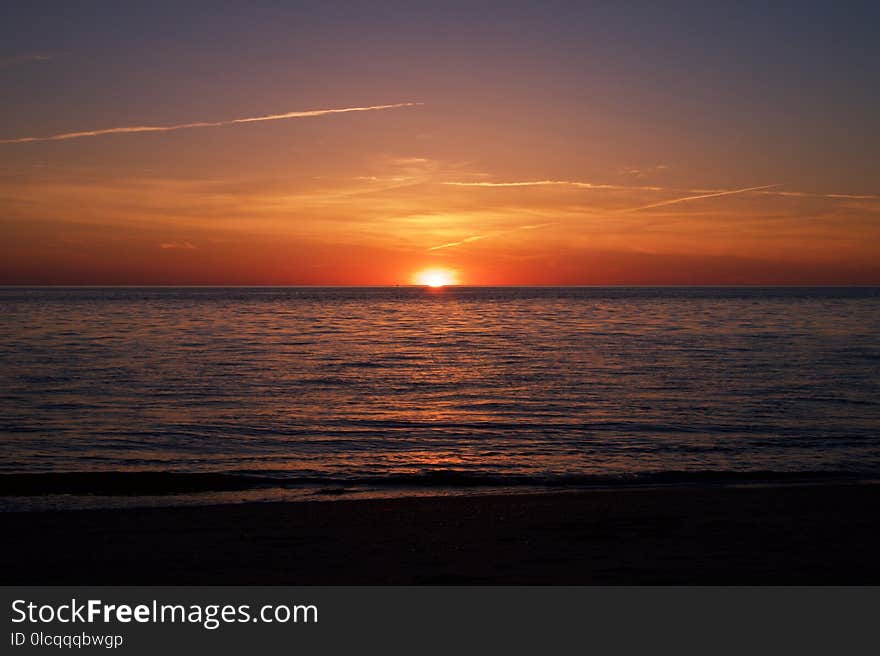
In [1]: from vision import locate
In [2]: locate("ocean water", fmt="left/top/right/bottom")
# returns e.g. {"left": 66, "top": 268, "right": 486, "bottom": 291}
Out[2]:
{"left": 1, "top": 286, "right": 879, "bottom": 509}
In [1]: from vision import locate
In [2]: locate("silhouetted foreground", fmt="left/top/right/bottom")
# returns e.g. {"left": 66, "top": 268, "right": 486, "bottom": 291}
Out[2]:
{"left": 3, "top": 484, "right": 880, "bottom": 584}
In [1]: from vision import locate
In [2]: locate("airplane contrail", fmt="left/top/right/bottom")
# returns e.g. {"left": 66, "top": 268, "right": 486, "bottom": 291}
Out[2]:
{"left": 428, "top": 222, "right": 555, "bottom": 251}
{"left": 620, "top": 184, "right": 781, "bottom": 212}
{"left": 443, "top": 180, "right": 653, "bottom": 190}
{"left": 0, "top": 102, "right": 422, "bottom": 144}
{"left": 428, "top": 234, "right": 490, "bottom": 251}
{"left": 426, "top": 184, "right": 783, "bottom": 251}
{"left": 446, "top": 179, "right": 879, "bottom": 202}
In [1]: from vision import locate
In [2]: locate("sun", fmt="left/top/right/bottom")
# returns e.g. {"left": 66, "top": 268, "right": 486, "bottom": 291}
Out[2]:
{"left": 413, "top": 267, "right": 459, "bottom": 287}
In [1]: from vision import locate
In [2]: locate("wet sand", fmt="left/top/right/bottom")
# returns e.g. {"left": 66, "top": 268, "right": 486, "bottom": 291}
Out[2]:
{"left": 2, "top": 483, "right": 879, "bottom": 584}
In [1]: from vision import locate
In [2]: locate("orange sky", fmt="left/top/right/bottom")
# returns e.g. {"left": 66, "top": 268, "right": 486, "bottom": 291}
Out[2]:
{"left": 2, "top": 4, "right": 879, "bottom": 285}
{"left": 3, "top": 149, "right": 878, "bottom": 285}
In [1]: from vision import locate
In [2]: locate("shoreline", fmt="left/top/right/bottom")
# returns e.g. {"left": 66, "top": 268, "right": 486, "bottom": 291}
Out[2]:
{"left": 2, "top": 470, "right": 877, "bottom": 513}
{"left": 1, "top": 468, "right": 872, "bottom": 494}
{"left": 3, "top": 482, "right": 879, "bottom": 584}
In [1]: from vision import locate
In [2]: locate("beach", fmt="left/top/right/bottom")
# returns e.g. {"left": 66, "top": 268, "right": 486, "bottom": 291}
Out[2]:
{"left": 3, "top": 482, "right": 879, "bottom": 585}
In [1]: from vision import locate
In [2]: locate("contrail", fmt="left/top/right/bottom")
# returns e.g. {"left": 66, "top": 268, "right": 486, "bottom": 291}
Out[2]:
{"left": 428, "top": 222, "right": 555, "bottom": 251}
{"left": 428, "top": 234, "right": 489, "bottom": 251}
{"left": 754, "top": 190, "right": 880, "bottom": 200}
{"left": 443, "top": 180, "right": 651, "bottom": 190}
{"left": 0, "top": 102, "right": 422, "bottom": 144}
{"left": 620, "top": 184, "right": 781, "bottom": 212}
{"left": 445, "top": 178, "right": 879, "bottom": 204}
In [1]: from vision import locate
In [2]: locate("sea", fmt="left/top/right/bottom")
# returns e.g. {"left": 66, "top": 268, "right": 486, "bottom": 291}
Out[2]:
{"left": 2, "top": 286, "right": 879, "bottom": 510}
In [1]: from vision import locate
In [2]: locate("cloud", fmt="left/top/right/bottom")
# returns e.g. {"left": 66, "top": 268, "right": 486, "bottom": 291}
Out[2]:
{"left": 160, "top": 241, "right": 197, "bottom": 250}
{"left": 0, "top": 54, "right": 51, "bottom": 68}
{"left": 0, "top": 102, "right": 422, "bottom": 144}
{"left": 754, "top": 190, "right": 880, "bottom": 200}
{"left": 618, "top": 164, "right": 668, "bottom": 178}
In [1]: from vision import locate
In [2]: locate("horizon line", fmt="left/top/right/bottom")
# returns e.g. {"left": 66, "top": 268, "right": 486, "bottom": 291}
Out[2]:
{"left": 2, "top": 284, "right": 878, "bottom": 289}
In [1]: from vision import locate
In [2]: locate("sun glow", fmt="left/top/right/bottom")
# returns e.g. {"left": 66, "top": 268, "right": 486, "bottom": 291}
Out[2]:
{"left": 413, "top": 267, "right": 459, "bottom": 287}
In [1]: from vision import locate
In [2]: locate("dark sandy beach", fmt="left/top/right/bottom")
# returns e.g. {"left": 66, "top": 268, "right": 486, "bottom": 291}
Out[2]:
{"left": 3, "top": 482, "right": 879, "bottom": 584}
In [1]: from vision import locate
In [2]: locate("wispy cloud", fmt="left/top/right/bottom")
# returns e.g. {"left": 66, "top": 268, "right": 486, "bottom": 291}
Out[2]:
{"left": 0, "top": 102, "right": 422, "bottom": 144}
{"left": 0, "top": 54, "right": 51, "bottom": 68}
{"left": 160, "top": 241, "right": 197, "bottom": 250}
{"left": 618, "top": 164, "right": 668, "bottom": 178}
{"left": 754, "top": 190, "right": 880, "bottom": 200}
{"left": 621, "top": 184, "right": 781, "bottom": 212}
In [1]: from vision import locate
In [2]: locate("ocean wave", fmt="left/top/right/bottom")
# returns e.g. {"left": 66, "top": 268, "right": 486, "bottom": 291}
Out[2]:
{"left": 1, "top": 469, "right": 874, "bottom": 498}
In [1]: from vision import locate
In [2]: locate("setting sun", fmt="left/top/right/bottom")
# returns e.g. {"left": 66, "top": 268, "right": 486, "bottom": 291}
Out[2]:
{"left": 413, "top": 267, "right": 459, "bottom": 287}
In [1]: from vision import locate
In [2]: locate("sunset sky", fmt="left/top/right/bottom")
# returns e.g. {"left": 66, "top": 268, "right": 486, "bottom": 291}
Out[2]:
{"left": 2, "top": 1, "right": 879, "bottom": 285}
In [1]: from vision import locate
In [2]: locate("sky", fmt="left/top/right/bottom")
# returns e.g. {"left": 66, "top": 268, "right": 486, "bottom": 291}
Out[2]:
{"left": 2, "top": 1, "right": 879, "bottom": 285}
